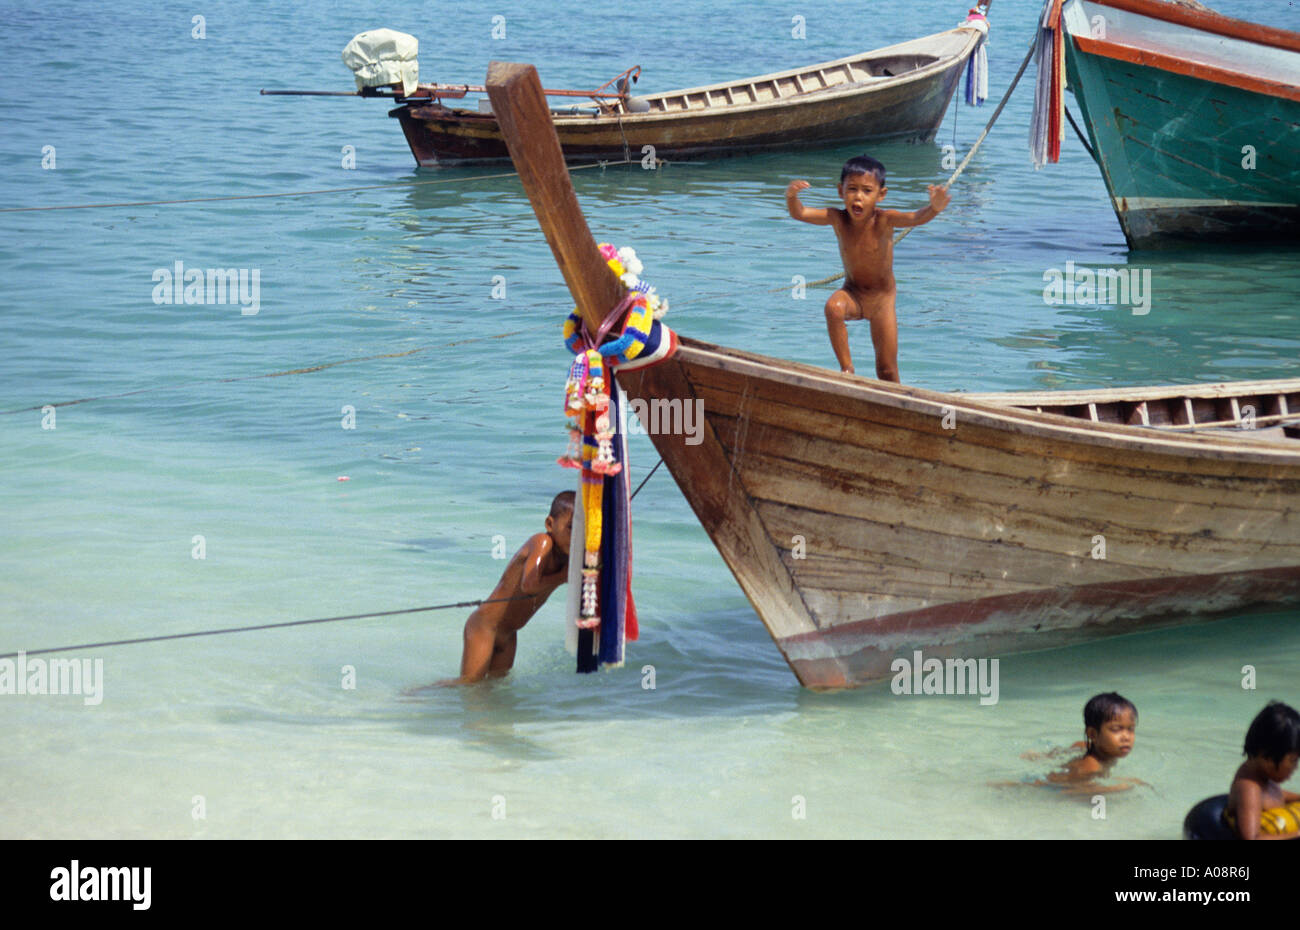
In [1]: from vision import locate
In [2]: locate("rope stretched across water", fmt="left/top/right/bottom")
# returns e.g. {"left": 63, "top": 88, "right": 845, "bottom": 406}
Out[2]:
{"left": 0, "top": 600, "right": 514, "bottom": 660}
{"left": 0, "top": 456, "right": 666, "bottom": 659}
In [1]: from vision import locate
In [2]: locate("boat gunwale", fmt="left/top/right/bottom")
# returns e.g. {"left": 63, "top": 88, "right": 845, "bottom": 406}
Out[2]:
{"left": 617, "top": 25, "right": 981, "bottom": 111}
{"left": 1079, "top": 0, "right": 1300, "bottom": 54}
{"left": 675, "top": 337, "right": 1300, "bottom": 463}
{"left": 967, "top": 378, "right": 1300, "bottom": 406}
{"left": 1067, "top": 32, "right": 1300, "bottom": 104}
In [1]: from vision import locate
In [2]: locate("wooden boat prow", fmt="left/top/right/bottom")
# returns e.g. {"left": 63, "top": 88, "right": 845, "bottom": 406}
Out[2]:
{"left": 484, "top": 60, "right": 1300, "bottom": 690}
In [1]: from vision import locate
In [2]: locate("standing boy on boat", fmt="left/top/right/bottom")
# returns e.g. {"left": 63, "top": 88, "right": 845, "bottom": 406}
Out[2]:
{"left": 786, "top": 155, "right": 950, "bottom": 380}
{"left": 442, "top": 491, "right": 574, "bottom": 685}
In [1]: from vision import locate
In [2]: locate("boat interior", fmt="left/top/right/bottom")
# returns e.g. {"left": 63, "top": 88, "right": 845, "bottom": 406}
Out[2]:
{"left": 524, "top": 48, "right": 949, "bottom": 117}
{"left": 972, "top": 382, "right": 1300, "bottom": 441}
{"left": 413, "top": 25, "right": 978, "bottom": 118}
{"left": 621, "top": 47, "right": 952, "bottom": 115}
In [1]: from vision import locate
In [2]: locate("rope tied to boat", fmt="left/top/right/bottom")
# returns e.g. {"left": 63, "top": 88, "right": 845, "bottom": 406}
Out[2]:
{"left": 0, "top": 456, "right": 666, "bottom": 661}
{"left": 896, "top": 31, "right": 1039, "bottom": 246}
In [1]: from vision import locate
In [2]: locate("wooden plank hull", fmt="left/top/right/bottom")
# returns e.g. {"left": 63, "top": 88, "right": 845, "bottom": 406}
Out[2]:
{"left": 391, "top": 27, "right": 982, "bottom": 165}
{"left": 1060, "top": 0, "right": 1300, "bottom": 248}
{"left": 619, "top": 339, "right": 1300, "bottom": 689}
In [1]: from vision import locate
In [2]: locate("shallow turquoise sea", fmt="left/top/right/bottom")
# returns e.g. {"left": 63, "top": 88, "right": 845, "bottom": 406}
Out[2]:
{"left": 0, "top": 0, "right": 1297, "bottom": 838}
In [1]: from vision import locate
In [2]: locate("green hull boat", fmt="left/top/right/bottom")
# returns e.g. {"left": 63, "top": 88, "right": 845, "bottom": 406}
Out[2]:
{"left": 1060, "top": 0, "right": 1300, "bottom": 248}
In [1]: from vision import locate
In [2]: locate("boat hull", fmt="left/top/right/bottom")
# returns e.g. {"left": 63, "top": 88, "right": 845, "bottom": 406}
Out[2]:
{"left": 390, "top": 28, "right": 980, "bottom": 165}
{"left": 620, "top": 339, "right": 1300, "bottom": 689}
{"left": 1061, "top": 0, "right": 1300, "bottom": 248}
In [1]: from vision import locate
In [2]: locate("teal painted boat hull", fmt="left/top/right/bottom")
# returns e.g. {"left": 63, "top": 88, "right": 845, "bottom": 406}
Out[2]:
{"left": 1063, "top": 22, "right": 1300, "bottom": 248}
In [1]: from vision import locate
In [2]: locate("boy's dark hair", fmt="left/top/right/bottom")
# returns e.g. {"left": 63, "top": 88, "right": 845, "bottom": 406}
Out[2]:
{"left": 840, "top": 154, "right": 886, "bottom": 187}
{"left": 1243, "top": 701, "right": 1300, "bottom": 763}
{"left": 550, "top": 490, "right": 576, "bottom": 519}
{"left": 1084, "top": 692, "right": 1137, "bottom": 731}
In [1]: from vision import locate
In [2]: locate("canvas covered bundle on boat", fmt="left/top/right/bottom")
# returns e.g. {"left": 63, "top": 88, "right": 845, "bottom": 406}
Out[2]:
{"left": 342, "top": 29, "right": 418, "bottom": 96}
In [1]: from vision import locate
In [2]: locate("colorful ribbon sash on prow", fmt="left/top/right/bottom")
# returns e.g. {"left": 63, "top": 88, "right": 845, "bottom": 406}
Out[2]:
{"left": 1030, "top": 0, "right": 1066, "bottom": 168}
{"left": 559, "top": 244, "right": 678, "bottom": 673}
{"left": 963, "top": 6, "right": 991, "bottom": 107}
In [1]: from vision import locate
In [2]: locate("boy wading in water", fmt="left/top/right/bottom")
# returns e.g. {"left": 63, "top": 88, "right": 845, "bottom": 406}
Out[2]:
{"left": 440, "top": 491, "right": 574, "bottom": 685}
{"left": 786, "top": 155, "right": 950, "bottom": 380}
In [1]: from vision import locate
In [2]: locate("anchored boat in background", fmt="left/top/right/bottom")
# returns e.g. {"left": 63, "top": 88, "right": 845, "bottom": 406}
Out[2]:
{"left": 392, "top": 21, "right": 988, "bottom": 165}
{"left": 263, "top": 8, "right": 991, "bottom": 166}
{"left": 485, "top": 59, "right": 1300, "bottom": 691}
{"left": 1050, "top": 0, "right": 1300, "bottom": 248}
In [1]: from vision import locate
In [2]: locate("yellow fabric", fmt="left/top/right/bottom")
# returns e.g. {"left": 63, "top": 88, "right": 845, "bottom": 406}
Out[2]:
{"left": 582, "top": 421, "right": 602, "bottom": 554}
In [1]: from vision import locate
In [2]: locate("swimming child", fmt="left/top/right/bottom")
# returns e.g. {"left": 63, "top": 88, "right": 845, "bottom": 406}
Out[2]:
{"left": 1050, "top": 692, "right": 1140, "bottom": 790}
{"left": 1009, "top": 692, "right": 1144, "bottom": 793}
{"left": 443, "top": 490, "right": 574, "bottom": 685}
{"left": 1224, "top": 701, "right": 1300, "bottom": 840}
{"left": 785, "top": 154, "right": 951, "bottom": 380}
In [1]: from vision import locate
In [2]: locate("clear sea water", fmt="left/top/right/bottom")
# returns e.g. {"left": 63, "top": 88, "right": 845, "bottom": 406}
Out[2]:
{"left": 1, "top": 0, "right": 1297, "bottom": 839}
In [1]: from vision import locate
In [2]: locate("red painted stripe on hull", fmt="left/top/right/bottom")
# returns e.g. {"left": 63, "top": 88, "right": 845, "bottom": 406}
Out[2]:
{"left": 783, "top": 566, "right": 1300, "bottom": 689}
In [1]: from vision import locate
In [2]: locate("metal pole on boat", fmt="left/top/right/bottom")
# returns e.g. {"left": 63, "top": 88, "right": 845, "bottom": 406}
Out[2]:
{"left": 259, "top": 85, "right": 629, "bottom": 101}
{"left": 259, "top": 89, "right": 370, "bottom": 96}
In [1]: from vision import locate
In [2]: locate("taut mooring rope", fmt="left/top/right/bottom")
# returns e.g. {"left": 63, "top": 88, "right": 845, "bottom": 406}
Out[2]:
{"left": 0, "top": 598, "right": 533, "bottom": 660}
{"left": 0, "top": 455, "right": 665, "bottom": 659}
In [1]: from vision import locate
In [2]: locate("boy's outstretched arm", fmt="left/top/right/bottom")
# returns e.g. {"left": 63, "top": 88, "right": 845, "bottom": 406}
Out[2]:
{"left": 786, "top": 180, "right": 834, "bottom": 225}
{"left": 885, "top": 184, "right": 951, "bottom": 228}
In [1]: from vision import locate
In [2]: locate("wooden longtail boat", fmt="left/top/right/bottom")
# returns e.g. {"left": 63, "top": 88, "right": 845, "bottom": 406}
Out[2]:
{"left": 486, "top": 62, "right": 1300, "bottom": 690}
{"left": 1057, "top": 0, "right": 1300, "bottom": 247}
{"left": 393, "top": 20, "right": 989, "bottom": 165}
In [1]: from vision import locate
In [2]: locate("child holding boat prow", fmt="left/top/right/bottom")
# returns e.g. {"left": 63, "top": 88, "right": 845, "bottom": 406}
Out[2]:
{"left": 435, "top": 491, "right": 574, "bottom": 686}
{"left": 786, "top": 155, "right": 950, "bottom": 381}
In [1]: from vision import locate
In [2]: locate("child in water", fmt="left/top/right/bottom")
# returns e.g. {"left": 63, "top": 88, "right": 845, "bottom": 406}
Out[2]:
{"left": 1007, "top": 692, "right": 1144, "bottom": 794}
{"left": 1048, "top": 692, "right": 1140, "bottom": 791}
{"left": 440, "top": 490, "right": 573, "bottom": 685}
{"left": 785, "top": 154, "right": 950, "bottom": 380}
{"left": 1225, "top": 701, "right": 1300, "bottom": 840}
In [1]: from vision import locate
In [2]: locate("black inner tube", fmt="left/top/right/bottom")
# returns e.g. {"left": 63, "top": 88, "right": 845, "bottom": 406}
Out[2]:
{"left": 1183, "top": 795, "right": 1236, "bottom": 841}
